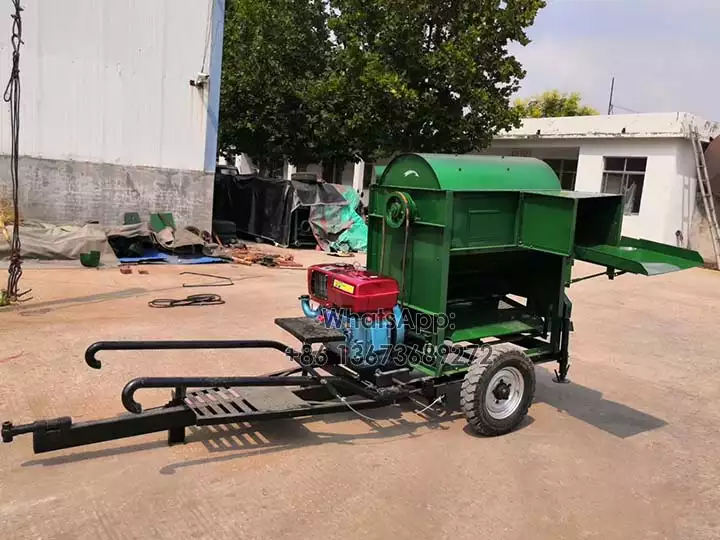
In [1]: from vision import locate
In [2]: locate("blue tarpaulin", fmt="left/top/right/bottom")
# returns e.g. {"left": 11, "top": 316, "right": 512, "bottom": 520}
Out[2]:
{"left": 119, "top": 252, "right": 229, "bottom": 265}
{"left": 118, "top": 251, "right": 169, "bottom": 264}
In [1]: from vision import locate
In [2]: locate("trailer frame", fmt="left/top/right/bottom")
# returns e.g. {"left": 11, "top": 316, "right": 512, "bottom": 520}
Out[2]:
{"left": 1, "top": 315, "right": 563, "bottom": 455}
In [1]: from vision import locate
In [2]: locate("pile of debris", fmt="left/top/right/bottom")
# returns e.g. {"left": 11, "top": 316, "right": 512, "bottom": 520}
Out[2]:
{"left": 229, "top": 245, "right": 304, "bottom": 269}
{"left": 0, "top": 197, "right": 15, "bottom": 242}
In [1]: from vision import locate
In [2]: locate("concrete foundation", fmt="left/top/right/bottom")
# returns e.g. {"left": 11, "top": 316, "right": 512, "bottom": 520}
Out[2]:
{"left": 0, "top": 156, "right": 213, "bottom": 230}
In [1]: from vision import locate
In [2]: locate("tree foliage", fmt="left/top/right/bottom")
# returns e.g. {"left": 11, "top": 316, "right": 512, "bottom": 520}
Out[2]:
{"left": 219, "top": 0, "right": 547, "bottom": 167}
{"left": 218, "top": 0, "right": 331, "bottom": 170}
{"left": 514, "top": 90, "right": 599, "bottom": 118}
{"left": 321, "top": 0, "right": 545, "bottom": 160}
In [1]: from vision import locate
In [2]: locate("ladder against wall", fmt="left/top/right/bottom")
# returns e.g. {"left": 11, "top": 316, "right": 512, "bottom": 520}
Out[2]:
{"left": 691, "top": 127, "right": 720, "bottom": 269}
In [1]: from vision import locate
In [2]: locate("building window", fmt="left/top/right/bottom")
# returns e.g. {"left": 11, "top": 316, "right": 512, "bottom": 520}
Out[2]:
{"left": 543, "top": 159, "right": 578, "bottom": 190}
{"left": 601, "top": 157, "right": 647, "bottom": 215}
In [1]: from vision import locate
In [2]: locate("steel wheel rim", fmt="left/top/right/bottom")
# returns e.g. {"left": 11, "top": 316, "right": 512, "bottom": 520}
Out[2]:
{"left": 485, "top": 367, "right": 525, "bottom": 420}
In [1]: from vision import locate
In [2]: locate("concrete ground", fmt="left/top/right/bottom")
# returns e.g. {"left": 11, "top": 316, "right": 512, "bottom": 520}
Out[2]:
{"left": 0, "top": 250, "right": 719, "bottom": 540}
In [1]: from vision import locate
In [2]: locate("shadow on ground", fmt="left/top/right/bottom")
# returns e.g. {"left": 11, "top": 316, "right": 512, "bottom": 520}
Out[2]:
{"left": 14, "top": 288, "right": 152, "bottom": 316}
{"left": 11, "top": 275, "right": 261, "bottom": 316}
{"left": 21, "top": 403, "right": 465, "bottom": 473}
{"left": 534, "top": 368, "right": 667, "bottom": 438}
{"left": 19, "top": 368, "right": 666, "bottom": 470}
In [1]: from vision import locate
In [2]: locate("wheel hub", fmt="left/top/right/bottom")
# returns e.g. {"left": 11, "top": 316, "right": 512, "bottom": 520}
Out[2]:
{"left": 484, "top": 366, "right": 525, "bottom": 420}
{"left": 492, "top": 380, "right": 511, "bottom": 401}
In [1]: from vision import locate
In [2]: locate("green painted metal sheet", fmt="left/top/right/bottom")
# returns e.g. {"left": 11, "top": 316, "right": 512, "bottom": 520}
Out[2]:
{"left": 450, "top": 319, "right": 540, "bottom": 342}
{"left": 367, "top": 189, "right": 450, "bottom": 314}
{"left": 378, "top": 153, "right": 561, "bottom": 192}
{"left": 150, "top": 212, "right": 176, "bottom": 232}
{"left": 575, "top": 237, "right": 704, "bottom": 276}
{"left": 451, "top": 193, "right": 519, "bottom": 250}
{"left": 447, "top": 298, "right": 544, "bottom": 342}
{"left": 410, "top": 363, "right": 437, "bottom": 376}
{"left": 519, "top": 193, "right": 577, "bottom": 256}
{"left": 523, "top": 190, "right": 619, "bottom": 199}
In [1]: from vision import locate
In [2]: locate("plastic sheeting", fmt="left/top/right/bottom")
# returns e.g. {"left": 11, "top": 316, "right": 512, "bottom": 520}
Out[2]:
{"left": 213, "top": 174, "right": 352, "bottom": 248}
{"left": 310, "top": 186, "right": 368, "bottom": 253}
{"left": 0, "top": 221, "right": 120, "bottom": 263}
{"left": 151, "top": 226, "right": 208, "bottom": 254}
{"left": 0, "top": 221, "right": 216, "bottom": 264}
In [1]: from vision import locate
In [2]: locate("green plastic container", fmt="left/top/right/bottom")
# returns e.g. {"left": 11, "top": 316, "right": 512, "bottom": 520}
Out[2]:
{"left": 80, "top": 251, "right": 101, "bottom": 268}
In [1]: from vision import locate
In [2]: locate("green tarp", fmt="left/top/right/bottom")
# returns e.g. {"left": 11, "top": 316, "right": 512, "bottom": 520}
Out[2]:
{"left": 310, "top": 186, "right": 368, "bottom": 253}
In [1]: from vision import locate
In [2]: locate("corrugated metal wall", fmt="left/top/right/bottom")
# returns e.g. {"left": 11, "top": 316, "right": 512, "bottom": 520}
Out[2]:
{"left": 0, "top": 0, "right": 218, "bottom": 172}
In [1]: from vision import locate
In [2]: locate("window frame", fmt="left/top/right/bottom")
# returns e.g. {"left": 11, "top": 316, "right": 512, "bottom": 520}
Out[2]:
{"left": 542, "top": 158, "right": 578, "bottom": 191}
{"left": 601, "top": 156, "right": 647, "bottom": 216}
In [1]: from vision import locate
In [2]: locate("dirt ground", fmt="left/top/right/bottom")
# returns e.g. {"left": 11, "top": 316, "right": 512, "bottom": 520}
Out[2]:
{"left": 1, "top": 249, "right": 719, "bottom": 540}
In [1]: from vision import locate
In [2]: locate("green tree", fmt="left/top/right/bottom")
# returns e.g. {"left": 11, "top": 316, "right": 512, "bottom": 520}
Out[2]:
{"left": 320, "top": 0, "right": 547, "bottom": 160}
{"left": 219, "top": 0, "right": 546, "bottom": 168}
{"left": 218, "top": 0, "right": 331, "bottom": 172}
{"left": 514, "top": 90, "right": 599, "bottom": 118}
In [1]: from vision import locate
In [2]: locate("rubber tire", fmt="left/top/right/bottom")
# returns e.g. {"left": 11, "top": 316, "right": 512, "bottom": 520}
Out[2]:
{"left": 461, "top": 345, "right": 536, "bottom": 436}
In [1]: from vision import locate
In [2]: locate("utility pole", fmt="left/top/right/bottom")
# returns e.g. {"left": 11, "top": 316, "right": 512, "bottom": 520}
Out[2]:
{"left": 607, "top": 77, "right": 615, "bottom": 115}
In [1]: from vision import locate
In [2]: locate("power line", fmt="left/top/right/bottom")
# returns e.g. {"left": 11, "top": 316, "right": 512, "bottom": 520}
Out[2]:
{"left": 612, "top": 104, "right": 641, "bottom": 114}
{"left": 607, "top": 77, "right": 640, "bottom": 115}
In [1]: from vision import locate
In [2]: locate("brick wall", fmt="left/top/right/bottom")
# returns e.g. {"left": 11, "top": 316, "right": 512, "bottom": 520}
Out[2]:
{"left": 0, "top": 156, "right": 213, "bottom": 230}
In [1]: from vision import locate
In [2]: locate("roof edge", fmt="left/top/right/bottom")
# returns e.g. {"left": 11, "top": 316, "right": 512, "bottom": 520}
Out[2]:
{"left": 495, "top": 112, "right": 720, "bottom": 143}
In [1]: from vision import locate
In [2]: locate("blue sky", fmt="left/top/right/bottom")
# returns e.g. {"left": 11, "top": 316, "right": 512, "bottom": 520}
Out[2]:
{"left": 511, "top": 0, "right": 720, "bottom": 119}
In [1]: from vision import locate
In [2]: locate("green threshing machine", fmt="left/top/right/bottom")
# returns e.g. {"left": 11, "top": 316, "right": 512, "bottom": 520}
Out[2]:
{"left": 2, "top": 154, "right": 703, "bottom": 454}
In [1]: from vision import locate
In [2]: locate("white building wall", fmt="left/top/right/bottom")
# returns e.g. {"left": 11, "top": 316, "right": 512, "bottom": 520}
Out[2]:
{"left": 333, "top": 161, "right": 352, "bottom": 187}
{"left": 235, "top": 154, "right": 257, "bottom": 174}
{"left": 575, "top": 138, "right": 685, "bottom": 246}
{"left": 669, "top": 140, "right": 697, "bottom": 249}
{"left": 497, "top": 113, "right": 719, "bottom": 142}
{"left": 0, "top": 0, "right": 216, "bottom": 171}
{"left": 486, "top": 137, "right": 696, "bottom": 247}
{"left": 676, "top": 139, "right": 715, "bottom": 259}
{"left": 481, "top": 139, "right": 581, "bottom": 160}
{"left": 0, "top": 0, "right": 224, "bottom": 228}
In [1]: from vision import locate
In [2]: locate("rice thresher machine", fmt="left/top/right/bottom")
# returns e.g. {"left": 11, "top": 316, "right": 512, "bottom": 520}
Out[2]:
{"left": 2, "top": 154, "right": 704, "bottom": 454}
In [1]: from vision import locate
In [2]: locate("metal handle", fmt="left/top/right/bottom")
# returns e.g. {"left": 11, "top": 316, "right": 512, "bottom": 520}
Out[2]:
{"left": 85, "top": 340, "right": 294, "bottom": 369}
{"left": 2, "top": 417, "right": 72, "bottom": 443}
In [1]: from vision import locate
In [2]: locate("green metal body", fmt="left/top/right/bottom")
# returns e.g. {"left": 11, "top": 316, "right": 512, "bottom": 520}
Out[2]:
{"left": 368, "top": 153, "right": 703, "bottom": 378}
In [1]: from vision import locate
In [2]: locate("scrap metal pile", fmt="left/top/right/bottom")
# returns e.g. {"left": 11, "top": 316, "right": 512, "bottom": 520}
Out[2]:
{"left": 226, "top": 244, "right": 304, "bottom": 269}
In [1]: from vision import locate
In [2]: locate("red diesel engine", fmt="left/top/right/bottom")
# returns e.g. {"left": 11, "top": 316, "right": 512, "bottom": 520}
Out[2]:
{"left": 307, "top": 264, "right": 399, "bottom": 313}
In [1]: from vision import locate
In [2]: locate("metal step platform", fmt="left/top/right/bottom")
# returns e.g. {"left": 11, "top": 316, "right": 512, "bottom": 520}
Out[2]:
{"left": 1, "top": 337, "right": 408, "bottom": 454}
{"left": 185, "top": 386, "right": 311, "bottom": 425}
{"left": 275, "top": 316, "right": 346, "bottom": 344}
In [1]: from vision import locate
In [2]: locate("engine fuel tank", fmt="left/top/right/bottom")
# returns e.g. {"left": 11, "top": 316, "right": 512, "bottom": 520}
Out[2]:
{"left": 307, "top": 264, "right": 399, "bottom": 313}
